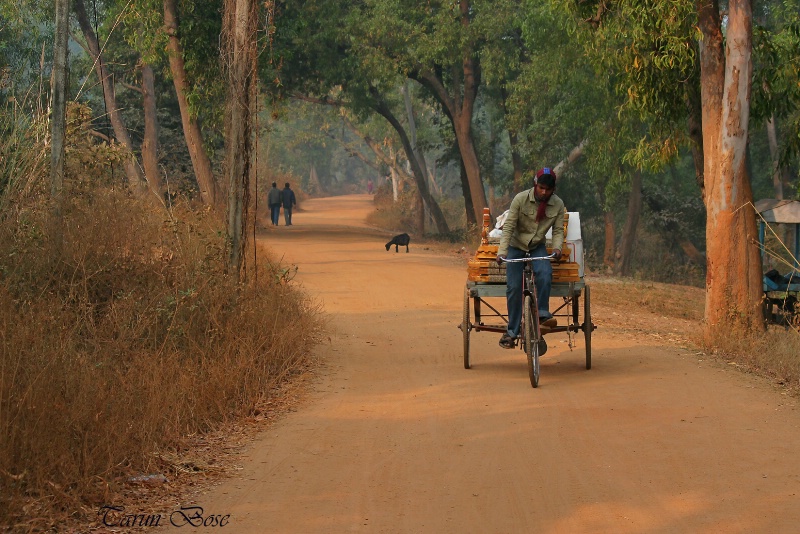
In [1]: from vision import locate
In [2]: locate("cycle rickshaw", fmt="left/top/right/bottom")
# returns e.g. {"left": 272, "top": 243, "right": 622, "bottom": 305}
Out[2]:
{"left": 460, "top": 209, "right": 595, "bottom": 388}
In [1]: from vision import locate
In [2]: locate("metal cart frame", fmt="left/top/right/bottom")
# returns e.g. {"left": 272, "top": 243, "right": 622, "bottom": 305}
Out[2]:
{"left": 461, "top": 279, "right": 595, "bottom": 374}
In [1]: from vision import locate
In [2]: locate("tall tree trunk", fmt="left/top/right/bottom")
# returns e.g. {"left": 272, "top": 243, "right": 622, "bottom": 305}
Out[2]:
{"left": 140, "top": 63, "right": 161, "bottom": 199}
{"left": 412, "top": 82, "right": 476, "bottom": 220}
{"left": 415, "top": 192, "right": 425, "bottom": 234}
{"left": 390, "top": 169, "right": 398, "bottom": 201}
{"left": 51, "top": 0, "right": 69, "bottom": 253}
{"left": 509, "top": 130, "right": 524, "bottom": 193}
{"left": 402, "top": 81, "right": 425, "bottom": 177}
{"left": 223, "top": 0, "right": 256, "bottom": 280}
{"left": 452, "top": 102, "right": 486, "bottom": 224}
{"left": 766, "top": 116, "right": 791, "bottom": 200}
{"left": 74, "top": 0, "right": 146, "bottom": 195}
{"left": 553, "top": 140, "right": 587, "bottom": 178}
{"left": 698, "top": 0, "right": 763, "bottom": 337}
{"left": 485, "top": 113, "right": 498, "bottom": 216}
{"left": 427, "top": 157, "right": 441, "bottom": 196}
{"left": 597, "top": 183, "right": 615, "bottom": 269}
{"left": 615, "top": 170, "right": 643, "bottom": 276}
{"left": 459, "top": 154, "right": 476, "bottom": 226}
{"left": 686, "top": 76, "right": 706, "bottom": 193}
{"left": 402, "top": 82, "right": 426, "bottom": 234}
{"left": 388, "top": 147, "right": 399, "bottom": 202}
{"left": 370, "top": 89, "right": 450, "bottom": 234}
{"left": 499, "top": 87, "right": 524, "bottom": 193}
{"left": 410, "top": 1, "right": 487, "bottom": 225}
{"left": 603, "top": 211, "right": 616, "bottom": 270}
{"left": 164, "top": 0, "right": 220, "bottom": 207}
{"left": 309, "top": 164, "right": 322, "bottom": 194}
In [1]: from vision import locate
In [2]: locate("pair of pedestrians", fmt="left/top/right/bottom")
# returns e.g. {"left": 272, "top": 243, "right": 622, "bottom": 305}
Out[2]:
{"left": 268, "top": 182, "right": 297, "bottom": 226}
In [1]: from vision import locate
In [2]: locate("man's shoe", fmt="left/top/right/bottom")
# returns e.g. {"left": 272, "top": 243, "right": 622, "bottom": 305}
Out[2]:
{"left": 498, "top": 334, "right": 516, "bottom": 349}
{"left": 540, "top": 317, "right": 557, "bottom": 328}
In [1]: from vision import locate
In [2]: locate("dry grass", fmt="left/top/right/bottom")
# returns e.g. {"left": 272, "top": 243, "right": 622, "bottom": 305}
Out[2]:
{"left": 365, "top": 186, "right": 418, "bottom": 234}
{"left": 0, "top": 98, "right": 325, "bottom": 530}
{"left": 590, "top": 276, "right": 705, "bottom": 322}
{"left": 589, "top": 275, "right": 800, "bottom": 394}
{"left": 705, "top": 326, "right": 800, "bottom": 394}
{"left": 0, "top": 187, "right": 325, "bottom": 529}
{"left": 364, "top": 182, "right": 470, "bottom": 242}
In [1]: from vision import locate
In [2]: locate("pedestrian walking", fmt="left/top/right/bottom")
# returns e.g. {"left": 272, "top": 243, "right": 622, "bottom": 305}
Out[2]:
{"left": 282, "top": 182, "right": 297, "bottom": 225}
{"left": 267, "top": 182, "right": 282, "bottom": 225}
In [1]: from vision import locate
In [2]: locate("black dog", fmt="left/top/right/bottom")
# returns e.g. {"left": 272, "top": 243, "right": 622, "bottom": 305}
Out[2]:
{"left": 385, "top": 233, "right": 410, "bottom": 253}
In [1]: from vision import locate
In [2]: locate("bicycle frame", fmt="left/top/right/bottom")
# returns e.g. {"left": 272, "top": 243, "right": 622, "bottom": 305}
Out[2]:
{"left": 499, "top": 254, "right": 555, "bottom": 387}
{"left": 501, "top": 253, "right": 556, "bottom": 326}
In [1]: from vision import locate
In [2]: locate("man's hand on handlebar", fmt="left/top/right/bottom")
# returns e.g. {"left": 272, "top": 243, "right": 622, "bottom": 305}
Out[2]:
{"left": 497, "top": 252, "right": 560, "bottom": 263}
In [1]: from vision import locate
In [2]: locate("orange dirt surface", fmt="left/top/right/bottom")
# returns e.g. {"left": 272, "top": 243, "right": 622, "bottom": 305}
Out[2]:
{"left": 168, "top": 194, "right": 800, "bottom": 533}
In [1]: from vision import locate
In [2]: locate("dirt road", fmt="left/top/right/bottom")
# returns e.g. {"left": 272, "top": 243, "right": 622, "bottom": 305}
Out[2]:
{"left": 189, "top": 195, "right": 800, "bottom": 533}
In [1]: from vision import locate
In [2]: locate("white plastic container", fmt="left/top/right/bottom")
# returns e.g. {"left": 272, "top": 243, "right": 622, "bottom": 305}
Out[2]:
{"left": 547, "top": 212, "right": 584, "bottom": 278}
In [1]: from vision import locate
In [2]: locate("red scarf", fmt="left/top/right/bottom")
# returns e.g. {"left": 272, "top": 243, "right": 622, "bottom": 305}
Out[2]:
{"left": 535, "top": 198, "right": 548, "bottom": 222}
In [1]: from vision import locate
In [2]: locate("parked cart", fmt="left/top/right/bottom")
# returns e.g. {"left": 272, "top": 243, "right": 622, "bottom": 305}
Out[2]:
{"left": 757, "top": 199, "right": 800, "bottom": 327}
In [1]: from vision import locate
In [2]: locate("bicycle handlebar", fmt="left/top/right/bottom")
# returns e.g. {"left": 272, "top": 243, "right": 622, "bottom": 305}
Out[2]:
{"left": 499, "top": 253, "right": 557, "bottom": 263}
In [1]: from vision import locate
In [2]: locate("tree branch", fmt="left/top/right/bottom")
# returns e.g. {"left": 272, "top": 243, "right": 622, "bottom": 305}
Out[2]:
{"left": 581, "top": 0, "right": 610, "bottom": 28}
{"left": 553, "top": 139, "right": 588, "bottom": 178}
{"left": 89, "top": 129, "right": 112, "bottom": 142}
{"left": 339, "top": 116, "right": 413, "bottom": 182}
{"left": 459, "top": 0, "right": 480, "bottom": 115}
{"left": 291, "top": 93, "right": 349, "bottom": 107}
{"left": 69, "top": 32, "right": 90, "bottom": 54}
{"left": 332, "top": 135, "right": 383, "bottom": 173}
{"left": 121, "top": 81, "right": 144, "bottom": 94}
{"left": 409, "top": 69, "right": 455, "bottom": 117}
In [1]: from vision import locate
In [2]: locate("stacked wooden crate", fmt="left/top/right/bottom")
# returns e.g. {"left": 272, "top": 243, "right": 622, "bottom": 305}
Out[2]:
{"left": 466, "top": 208, "right": 581, "bottom": 283}
{"left": 467, "top": 245, "right": 506, "bottom": 282}
{"left": 551, "top": 256, "right": 580, "bottom": 282}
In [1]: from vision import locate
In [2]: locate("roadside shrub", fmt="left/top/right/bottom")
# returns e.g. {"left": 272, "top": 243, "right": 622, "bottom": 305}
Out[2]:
{"left": 706, "top": 327, "right": 800, "bottom": 394}
{"left": 623, "top": 227, "right": 705, "bottom": 286}
{"left": 366, "top": 181, "right": 417, "bottom": 232}
{"left": 0, "top": 100, "right": 49, "bottom": 212}
{"left": 366, "top": 180, "right": 470, "bottom": 241}
{"left": 581, "top": 216, "right": 705, "bottom": 286}
{"left": 0, "top": 186, "right": 324, "bottom": 527}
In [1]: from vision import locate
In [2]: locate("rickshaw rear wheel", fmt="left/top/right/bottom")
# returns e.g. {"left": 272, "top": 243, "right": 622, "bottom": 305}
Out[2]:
{"left": 584, "top": 285, "right": 592, "bottom": 370}
{"left": 462, "top": 286, "right": 471, "bottom": 369}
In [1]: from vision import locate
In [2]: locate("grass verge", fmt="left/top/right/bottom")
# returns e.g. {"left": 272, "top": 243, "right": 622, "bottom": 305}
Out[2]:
{"left": 590, "top": 276, "right": 800, "bottom": 395}
{"left": 0, "top": 188, "right": 325, "bottom": 529}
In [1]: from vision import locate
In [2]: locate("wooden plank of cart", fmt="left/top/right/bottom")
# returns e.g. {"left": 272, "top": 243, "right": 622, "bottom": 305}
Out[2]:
{"left": 460, "top": 208, "right": 595, "bottom": 375}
